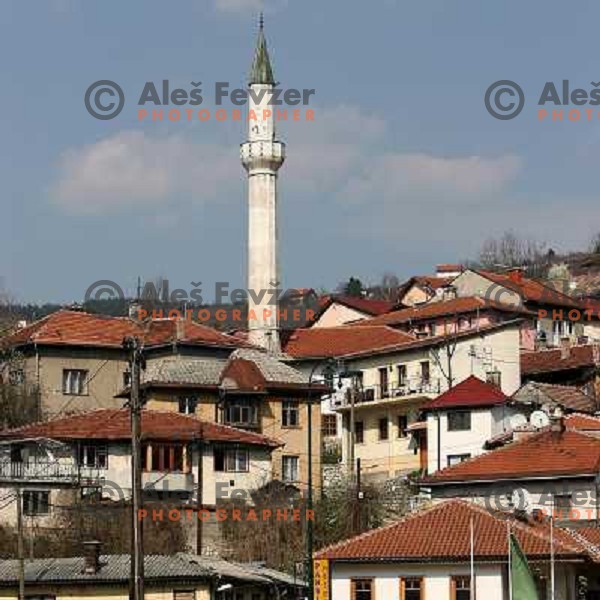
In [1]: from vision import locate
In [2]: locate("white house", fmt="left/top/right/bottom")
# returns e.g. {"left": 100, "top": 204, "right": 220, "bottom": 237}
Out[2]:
{"left": 314, "top": 499, "right": 599, "bottom": 600}
{"left": 423, "top": 375, "right": 524, "bottom": 474}
{"left": 0, "top": 409, "right": 279, "bottom": 527}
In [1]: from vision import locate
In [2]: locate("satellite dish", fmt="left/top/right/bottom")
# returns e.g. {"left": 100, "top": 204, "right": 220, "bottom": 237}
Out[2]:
{"left": 511, "top": 488, "right": 531, "bottom": 512}
{"left": 530, "top": 410, "right": 550, "bottom": 430}
{"left": 510, "top": 414, "right": 528, "bottom": 430}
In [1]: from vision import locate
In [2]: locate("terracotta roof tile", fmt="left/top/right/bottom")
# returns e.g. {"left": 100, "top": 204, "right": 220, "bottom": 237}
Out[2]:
{"left": 0, "top": 310, "right": 244, "bottom": 350}
{"left": 0, "top": 409, "right": 281, "bottom": 447}
{"left": 282, "top": 326, "right": 415, "bottom": 359}
{"left": 423, "top": 376, "right": 508, "bottom": 411}
{"left": 319, "top": 295, "right": 395, "bottom": 317}
{"left": 521, "top": 344, "right": 600, "bottom": 375}
{"left": 359, "top": 296, "right": 532, "bottom": 327}
{"left": 422, "top": 430, "right": 600, "bottom": 484}
{"left": 515, "top": 382, "right": 598, "bottom": 413}
{"left": 315, "top": 500, "right": 587, "bottom": 561}
{"left": 566, "top": 413, "right": 600, "bottom": 431}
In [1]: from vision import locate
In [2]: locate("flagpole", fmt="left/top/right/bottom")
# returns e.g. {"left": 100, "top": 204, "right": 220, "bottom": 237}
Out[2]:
{"left": 550, "top": 515, "right": 555, "bottom": 600}
{"left": 470, "top": 516, "right": 475, "bottom": 600}
{"left": 507, "top": 522, "right": 513, "bottom": 600}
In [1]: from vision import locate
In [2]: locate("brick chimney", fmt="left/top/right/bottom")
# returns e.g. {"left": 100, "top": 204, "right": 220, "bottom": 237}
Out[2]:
{"left": 82, "top": 540, "right": 102, "bottom": 574}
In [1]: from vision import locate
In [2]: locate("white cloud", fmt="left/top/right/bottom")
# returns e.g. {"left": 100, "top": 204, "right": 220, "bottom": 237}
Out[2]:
{"left": 51, "top": 131, "right": 238, "bottom": 216}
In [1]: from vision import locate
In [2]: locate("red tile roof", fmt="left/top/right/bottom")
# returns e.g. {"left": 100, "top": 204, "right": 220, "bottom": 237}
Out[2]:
{"left": 566, "top": 413, "right": 600, "bottom": 431}
{"left": 359, "top": 296, "right": 532, "bottom": 327}
{"left": 476, "top": 270, "right": 581, "bottom": 308}
{"left": 0, "top": 409, "right": 281, "bottom": 447}
{"left": 1, "top": 310, "right": 244, "bottom": 350}
{"left": 423, "top": 376, "right": 508, "bottom": 411}
{"left": 282, "top": 326, "right": 415, "bottom": 359}
{"left": 315, "top": 500, "right": 587, "bottom": 562}
{"left": 318, "top": 295, "right": 395, "bottom": 317}
{"left": 422, "top": 430, "right": 600, "bottom": 484}
{"left": 521, "top": 344, "right": 600, "bottom": 375}
{"left": 412, "top": 275, "right": 453, "bottom": 291}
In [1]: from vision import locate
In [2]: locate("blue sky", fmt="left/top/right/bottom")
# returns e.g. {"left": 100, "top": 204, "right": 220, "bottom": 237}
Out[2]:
{"left": 2, "top": 0, "right": 600, "bottom": 303}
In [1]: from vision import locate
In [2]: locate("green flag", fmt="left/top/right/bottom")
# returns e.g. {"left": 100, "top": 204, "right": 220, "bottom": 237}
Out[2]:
{"left": 510, "top": 533, "right": 539, "bottom": 599}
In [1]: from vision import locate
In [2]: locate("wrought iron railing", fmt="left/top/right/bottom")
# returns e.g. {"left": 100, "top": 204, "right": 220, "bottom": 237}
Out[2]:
{"left": 0, "top": 460, "right": 103, "bottom": 483}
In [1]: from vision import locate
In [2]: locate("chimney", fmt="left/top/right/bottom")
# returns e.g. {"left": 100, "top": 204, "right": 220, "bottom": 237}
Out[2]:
{"left": 507, "top": 268, "right": 525, "bottom": 284}
{"left": 513, "top": 427, "right": 537, "bottom": 443}
{"left": 560, "top": 343, "right": 571, "bottom": 360}
{"left": 82, "top": 540, "right": 102, "bottom": 574}
{"left": 128, "top": 300, "right": 144, "bottom": 321}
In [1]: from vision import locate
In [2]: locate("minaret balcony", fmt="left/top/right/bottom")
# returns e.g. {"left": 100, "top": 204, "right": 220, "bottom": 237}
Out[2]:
{"left": 241, "top": 140, "right": 285, "bottom": 172}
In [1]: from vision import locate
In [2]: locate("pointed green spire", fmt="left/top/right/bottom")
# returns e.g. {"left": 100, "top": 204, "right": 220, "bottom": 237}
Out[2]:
{"left": 249, "top": 13, "right": 275, "bottom": 85}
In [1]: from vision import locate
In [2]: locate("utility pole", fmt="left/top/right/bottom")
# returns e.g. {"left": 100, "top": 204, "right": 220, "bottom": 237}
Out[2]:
{"left": 16, "top": 488, "right": 24, "bottom": 600}
{"left": 355, "top": 458, "right": 362, "bottom": 533}
{"left": 124, "top": 336, "right": 144, "bottom": 600}
{"left": 196, "top": 427, "right": 204, "bottom": 556}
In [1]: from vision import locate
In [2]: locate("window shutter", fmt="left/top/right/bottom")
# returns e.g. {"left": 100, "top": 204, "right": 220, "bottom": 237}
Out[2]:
{"left": 400, "top": 578, "right": 406, "bottom": 600}
{"left": 450, "top": 577, "right": 456, "bottom": 600}
{"left": 421, "top": 577, "right": 426, "bottom": 600}
{"left": 351, "top": 579, "right": 356, "bottom": 599}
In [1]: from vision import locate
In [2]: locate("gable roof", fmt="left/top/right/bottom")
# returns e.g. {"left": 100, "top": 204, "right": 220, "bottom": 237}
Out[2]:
{"left": 359, "top": 296, "right": 533, "bottom": 328}
{"left": 282, "top": 325, "right": 416, "bottom": 359}
{"left": 423, "top": 375, "right": 508, "bottom": 411}
{"left": 317, "top": 295, "right": 395, "bottom": 318}
{"left": 0, "top": 409, "right": 281, "bottom": 447}
{"left": 521, "top": 344, "right": 600, "bottom": 376}
{"left": 565, "top": 413, "right": 600, "bottom": 431}
{"left": 421, "top": 429, "right": 600, "bottom": 484}
{"left": 0, "top": 310, "right": 245, "bottom": 351}
{"left": 512, "top": 381, "right": 598, "bottom": 414}
{"left": 473, "top": 269, "right": 580, "bottom": 308}
{"left": 314, "top": 500, "right": 587, "bottom": 562}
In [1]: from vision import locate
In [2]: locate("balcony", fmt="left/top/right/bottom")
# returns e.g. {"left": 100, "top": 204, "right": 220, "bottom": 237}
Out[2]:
{"left": 0, "top": 460, "right": 103, "bottom": 484}
{"left": 142, "top": 471, "right": 195, "bottom": 494}
{"left": 338, "top": 378, "right": 441, "bottom": 407}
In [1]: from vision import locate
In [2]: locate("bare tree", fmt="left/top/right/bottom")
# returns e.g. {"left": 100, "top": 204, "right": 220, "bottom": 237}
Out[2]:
{"left": 369, "top": 273, "right": 402, "bottom": 303}
{"left": 478, "top": 231, "right": 550, "bottom": 278}
{"left": 429, "top": 319, "right": 459, "bottom": 389}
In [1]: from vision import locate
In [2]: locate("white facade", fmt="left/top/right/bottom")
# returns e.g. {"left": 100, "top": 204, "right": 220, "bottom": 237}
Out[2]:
{"left": 426, "top": 404, "right": 522, "bottom": 474}
{"left": 312, "top": 303, "right": 371, "bottom": 328}
{"left": 329, "top": 561, "right": 577, "bottom": 600}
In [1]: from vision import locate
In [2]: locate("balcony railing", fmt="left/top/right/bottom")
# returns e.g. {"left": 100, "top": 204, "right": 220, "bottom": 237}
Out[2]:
{"left": 0, "top": 460, "right": 103, "bottom": 483}
{"left": 339, "top": 378, "right": 441, "bottom": 406}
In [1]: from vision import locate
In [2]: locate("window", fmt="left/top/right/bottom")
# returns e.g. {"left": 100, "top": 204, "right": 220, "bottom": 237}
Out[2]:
{"left": 554, "top": 494, "right": 572, "bottom": 518}
{"left": 451, "top": 576, "right": 470, "bottom": 600}
{"left": 282, "top": 456, "right": 299, "bottom": 482}
{"left": 447, "top": 410, "right": 471, "bottom": 432}
{"left": 178, "top": 396, "right": 198, "bottom": 415}
{"left": 8, "top": 369, "right": 24, "bottom": 385}
{"left": 282, "top": 400, "right": 300, "bottom": 427}
{"left": 224, "top": 399, "right": 258, "bottom": 428}
{"left": 352, "top": 578, "right": 373, "bottom": 600}
{"left": 142, "top": 444, "right": 187, "bottom": 472}
{"left": 397, "top": 364, "right": 407, "bottom": 387}
{"left": 22, "top": 491, "right": 49, "bottom": 516}
{"left": 322, "top": 414, "right": 337, "bottom": 437}
{"left": 355, "top": 421, "right": 364, "bottom": 444}
{"left": 78, "top": 444, "right": 108, "bottom": 469}
{"left": 447, "top": 454, "right": 471, "bottom": 467}
{"left": 173, "top": 591, "right": 195, "bottom": 600}
{"left": 397, "top": 414, "right": 408, "bottom": 438}
{"left": 379, "top": 367, "right": 389, "bottom": 398}
{"left": 62, "top": 369, "right": 88, "bottom": 395}
{"left": 25, "top": 596, "right": 56, "bottom": 600}
{"left": 123, "top": 370, "right": 131, "bottom": 388}
{"left": 378, "top": 417, "right": 388, "bottom": 441}
{"left": 401, "top": 577, "right": 423, "bottom": 600}
{"left": 214, "top": 448, "right": 249, "bottom": 472}
{"left": 486, "top": 370, "right": 502, "bottom": 388}
{"left": 420, "top": 361, "right": 430, "bottom": 383}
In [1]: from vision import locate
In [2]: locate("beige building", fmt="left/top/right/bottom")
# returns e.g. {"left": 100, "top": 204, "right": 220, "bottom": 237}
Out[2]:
{"left": 286, "top": 321, "right": 522, "bottom": 481}
{"left": 0, "top": 310, "right": 243, "bottom": 419}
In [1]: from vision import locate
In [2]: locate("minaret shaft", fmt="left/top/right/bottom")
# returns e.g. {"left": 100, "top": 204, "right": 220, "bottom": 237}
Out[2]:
{"left": 241, "top": 27, "right": 285, "bottom": 354}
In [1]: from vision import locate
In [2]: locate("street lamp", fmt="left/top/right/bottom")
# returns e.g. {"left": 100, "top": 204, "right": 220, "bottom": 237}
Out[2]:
{"left": 306, "top": 357, "right": 359, "bottom": 600}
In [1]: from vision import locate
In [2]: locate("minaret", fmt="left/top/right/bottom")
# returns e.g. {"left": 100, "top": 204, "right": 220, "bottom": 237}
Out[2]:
{"left": 241, "top": 15, "right": 285, "bottom": 354}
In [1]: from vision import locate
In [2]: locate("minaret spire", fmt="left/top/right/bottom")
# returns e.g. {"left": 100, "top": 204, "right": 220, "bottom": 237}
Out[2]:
{"left": 241, "top": 17, "right": 285, "bottom": 354}
{"left": 249, "top": 13, "right": 275, "bottom": 85}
